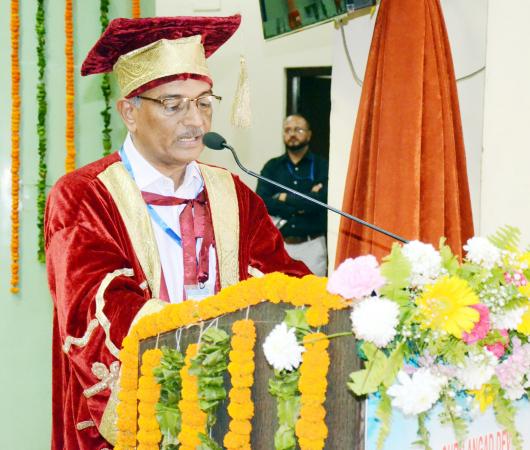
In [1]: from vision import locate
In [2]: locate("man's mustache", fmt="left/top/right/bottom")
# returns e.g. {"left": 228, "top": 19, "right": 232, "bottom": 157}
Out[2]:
{"left": 177, "top": 127, "right": 205, "bottom": 139}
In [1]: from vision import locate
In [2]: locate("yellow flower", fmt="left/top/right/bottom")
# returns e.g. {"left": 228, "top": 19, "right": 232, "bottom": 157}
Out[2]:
{"left": 519, "top": 251, "right": 530, "bottom": 268}
{"left": 416, "top": 276, "right": 480, "bottom": 338}
{"left": 306, "top": 306, "right": 330, "bottom": 327}
{"left": 516, "top": 304, "right": 530, "bottom": 335}
{"left": 470, "top": 384, "right": 495, "bottom": 413}
{"left": 519, "top": 284, "right": 530, "bottom": 299}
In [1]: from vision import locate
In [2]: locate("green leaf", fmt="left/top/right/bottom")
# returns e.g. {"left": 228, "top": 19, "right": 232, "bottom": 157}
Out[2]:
{"left": 347, "top": 344, "right": 404, "bottom": 395}
{"left": 412, "top": 412, "right": 433, "bottom": 450}
{"left": 274, "top": 424, "right": 297, "bottom": 450}
{"left": 375, "top": 388, "right": 393, "bottom": 450}
{"left": 380, "top": 244, "right": 412, "bottom": 290}
{"left": 284, "top": 309, "right": 311, "bottom": 337}
{"left": 155, "top": 404, "right": 181, "bottom": 439}
{"left": 197, "top": 432, "right": 223, "bottom": 450}
{"left": 269, "top": 369, "right": 300, "bottom": 450}
{"left": 439, "top": 238, "right": 459, "bottom": 275}
{"left": 488, "top": 225, "right": 521, "bottom": 251}
{"left": 492, "top": 383, "right": 523, "bottom": 450}
{"left": 439, "top": 394, "right": 468, "bottom": 446}
{"left": 278, "top": 396, "right": 300, "bottom": 427}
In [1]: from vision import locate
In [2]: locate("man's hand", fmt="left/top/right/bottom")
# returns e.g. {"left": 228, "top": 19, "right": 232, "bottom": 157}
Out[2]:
{"left": 278, "top": 193, "right": 287, "bottom": 202}
{"left": 311, "top": 183, "right": 323, "bottom": 193}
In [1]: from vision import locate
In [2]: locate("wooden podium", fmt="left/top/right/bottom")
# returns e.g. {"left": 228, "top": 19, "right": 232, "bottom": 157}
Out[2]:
{"left": 138, "top": 300, "right": 365, "bottom": 449}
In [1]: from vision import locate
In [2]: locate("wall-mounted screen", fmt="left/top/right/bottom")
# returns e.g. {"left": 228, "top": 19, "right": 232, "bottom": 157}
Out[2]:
{"left": 259, "top": 0, "right": 376, "bottom": 40}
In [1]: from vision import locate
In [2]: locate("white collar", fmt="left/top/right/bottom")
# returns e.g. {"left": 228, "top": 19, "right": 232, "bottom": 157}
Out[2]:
{"left": 122, "top": 133, "right": 204, "bottom": 198}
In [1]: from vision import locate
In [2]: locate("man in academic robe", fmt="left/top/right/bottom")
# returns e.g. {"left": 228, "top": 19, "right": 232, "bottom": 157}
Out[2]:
{"left": 45, "top": 15, "right": 309, "bottom": 450}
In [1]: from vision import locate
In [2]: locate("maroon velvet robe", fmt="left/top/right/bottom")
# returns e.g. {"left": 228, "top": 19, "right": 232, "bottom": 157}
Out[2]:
{"left": 45, "top": 152, "right": 309, "bottom": 449}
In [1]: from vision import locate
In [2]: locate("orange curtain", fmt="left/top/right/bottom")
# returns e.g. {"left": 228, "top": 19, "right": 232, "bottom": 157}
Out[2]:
{"left": 335, "top": 0, "right": 474, "bottom": 264}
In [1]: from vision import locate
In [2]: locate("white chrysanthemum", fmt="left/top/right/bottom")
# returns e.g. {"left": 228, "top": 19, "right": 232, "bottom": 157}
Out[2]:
{"left": 491, "top": 306, "right": 526, "bottom": 330}
{"left": 387, "top": 368, "right": 446, "bottom": 416}
{"left": 402, "top": 240, "right": 442, "bottom": 287}
{"left": 263, "top": 323, "right": 305, "bottom": 371}
{"left": 463, "top": 237, "right": 501, "bottom": 269}
{"left": 456, "top": 352, "right": 497, "bottom": 390}
{"left": 350, "top": 296, "right": 400, "bottom": 347}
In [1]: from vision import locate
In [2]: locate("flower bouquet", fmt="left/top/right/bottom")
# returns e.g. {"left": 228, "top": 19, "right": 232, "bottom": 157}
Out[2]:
{"left": 326, "top": 226, "right": 530, "bottom": 449}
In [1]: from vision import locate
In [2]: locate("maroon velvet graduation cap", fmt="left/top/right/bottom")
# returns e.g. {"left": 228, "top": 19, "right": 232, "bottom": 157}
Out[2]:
{"left": 81, "top": 15, "right": 241, "bottom": 97}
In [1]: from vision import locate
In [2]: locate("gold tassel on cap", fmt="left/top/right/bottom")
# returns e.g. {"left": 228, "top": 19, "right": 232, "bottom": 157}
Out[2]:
{"left": 231, "top": 55, "right": 251, "bottom": 128}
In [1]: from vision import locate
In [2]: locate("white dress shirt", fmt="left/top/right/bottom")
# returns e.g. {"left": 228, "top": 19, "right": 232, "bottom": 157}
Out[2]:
{"left": 122, "top": 133, "right": 217, "bottom": 303}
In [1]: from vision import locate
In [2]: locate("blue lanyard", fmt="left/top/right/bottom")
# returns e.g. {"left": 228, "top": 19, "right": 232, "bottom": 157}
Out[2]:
{"left": 119, "top": 146, "right": 183, "bottom": 247}
{"left": 286, "top": 154, "right": 315, "bottom": 182}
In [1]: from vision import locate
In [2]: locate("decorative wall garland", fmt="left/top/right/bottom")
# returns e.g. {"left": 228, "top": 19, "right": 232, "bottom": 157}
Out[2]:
{"left": 225, "top": 319, "right": 256, "bottom": 449}
{"left": 100, "top": 0, "right": 113, "bottom": 156}
{"left": 65, "top": 0, "right": 76, "bottom": 173}
{"left": 36, "top": 0, "right": 48, "bottom": 263}
{"left": 137, "top": 348, "right": 163, "bottom": 450}
{"left": 10, "top": 0, "right": 21, "bottom": 293}
{"left": 132, "top": 0, "right": 141, "bottom": 18}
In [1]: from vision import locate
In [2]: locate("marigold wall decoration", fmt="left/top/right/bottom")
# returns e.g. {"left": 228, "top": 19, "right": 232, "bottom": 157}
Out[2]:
{"left": 132, "top": 0, "right": 140, "bottom": 18}
{"left": 65, "top": 0, "right": 76, "bottom": 173}
{"left": 10, "top": 0, "right": 21, "bottom": 293}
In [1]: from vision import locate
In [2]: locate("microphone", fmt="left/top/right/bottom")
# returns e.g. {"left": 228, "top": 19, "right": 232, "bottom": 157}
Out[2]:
{"left": 202, "top": 132, "right": 408, "bottom": 244}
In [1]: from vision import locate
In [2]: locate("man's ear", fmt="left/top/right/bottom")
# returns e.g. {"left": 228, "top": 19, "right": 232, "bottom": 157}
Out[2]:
{"left": 307, "top": 129, "right": 313, "bottom": 142}
{"left": 116, "top": 98, "right": 138, "bottom": 133}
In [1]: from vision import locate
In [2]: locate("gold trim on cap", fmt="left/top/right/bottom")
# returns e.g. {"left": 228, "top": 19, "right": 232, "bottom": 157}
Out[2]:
{"left": 113, "top": 35, "right": 211, "bottom": 97}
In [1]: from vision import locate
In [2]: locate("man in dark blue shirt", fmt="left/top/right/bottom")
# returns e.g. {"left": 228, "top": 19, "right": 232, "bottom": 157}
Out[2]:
{"left": 256, "top": 114, "right": 328, "bottom": 275}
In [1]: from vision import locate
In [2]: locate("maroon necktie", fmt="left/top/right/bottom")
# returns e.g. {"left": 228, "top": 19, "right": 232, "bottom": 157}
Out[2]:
{"left": 141, "top": 191, "right": 214, "bottom": 300}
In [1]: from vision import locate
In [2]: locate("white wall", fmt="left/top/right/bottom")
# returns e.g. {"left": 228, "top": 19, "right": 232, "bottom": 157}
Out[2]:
{"left": 156, "top": 0, "right": 335, "bottom": 189}
{"left": 327, "top": 0, "right": 488, "bottom": 265}
{"left": 482, "top": 0, "right": 530, "bottom": 246}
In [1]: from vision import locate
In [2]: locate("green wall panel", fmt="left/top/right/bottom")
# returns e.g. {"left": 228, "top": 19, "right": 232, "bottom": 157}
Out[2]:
{"left": 0, "top": 1, "right": 154, "bottom": 448}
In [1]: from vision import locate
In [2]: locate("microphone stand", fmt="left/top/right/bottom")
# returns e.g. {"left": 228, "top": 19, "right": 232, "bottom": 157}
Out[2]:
{"left": 220, "top": 142, "right": 409, "bottom": 244}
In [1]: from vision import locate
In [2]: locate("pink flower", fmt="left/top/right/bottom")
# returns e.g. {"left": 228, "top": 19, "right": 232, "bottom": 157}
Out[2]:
{"left": 504, "top": 271, "right": 528, "bottom": 287}
{"left": 462, "top": 304, "right": 490, "bottom": 344}
{"left": 486, "top": 329, "right": 509, "bottom": 358}
{"left": 327, "top": 255, "right": 386, "bottom": 300}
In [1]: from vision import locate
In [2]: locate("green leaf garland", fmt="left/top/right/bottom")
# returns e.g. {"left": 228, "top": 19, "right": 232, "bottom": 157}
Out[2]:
{"left": 36, "top": 0, "right": 47, "bottom": 263}
{"left": 100, "top": 0, "right": 112, "bottom": 155}
{"left": 189, "top": 327, "right": 230, "bottom": 447}
{"left": 154, "top": 347, "right": 185, "bottom": 449}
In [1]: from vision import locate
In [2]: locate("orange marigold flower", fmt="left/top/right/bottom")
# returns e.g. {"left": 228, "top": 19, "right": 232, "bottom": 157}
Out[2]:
{"left": 306, "top": 306, "right": 330, "bottom": 327}
{"left": 228, "top": 419, "right": 252, "bottom": 435}
{"left": 227, "top": 402, "right": 255, "bottom": 420}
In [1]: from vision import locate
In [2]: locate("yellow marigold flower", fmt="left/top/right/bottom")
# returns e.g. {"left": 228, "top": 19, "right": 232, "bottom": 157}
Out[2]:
{"left": 295, "top": 419, "right": 328, "bottom": 440}
{"left": 228, "top": 402, "right": 255, "bottom": 420}
{"left": 229, "top": 349, "right": 254, "bottom": 363}
{"left": 229, "top": 419, "right": 252, "bottom": 435}
{"left": 224, "top": 430, "right": 251, "bottom": 448}
{"left": 300, "top": 404, "right": 326, "bottom": 421}
{"left": 516, "top": 304, "right": 530, "bottom": 335}
{"left": 306, "top": 306, "right": 330, "bottom": 327}
{"left": 232, "top": 319, "right": 257, "bottom": 338}
{"left": 301, "top": 392, "right": 326, "bottom": 404}
{"left": 303, "top": 332, "right": 330, "bottom": 350}
{"left": 298, "top": 437, "right": 326, "bottom": 450}
{"left": 229, "top": 387, "right": 252, "bottom": 404}
{"left": 416, "top": 276, "right": 480, "bottom": 338}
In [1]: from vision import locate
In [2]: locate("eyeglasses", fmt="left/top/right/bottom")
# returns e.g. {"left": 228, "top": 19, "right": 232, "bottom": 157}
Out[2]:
{"left": 284, "top": 127, "right": 308, "bottom": 135}
{"left": 136, "top": 93, "right": 222, "bottom": 117}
